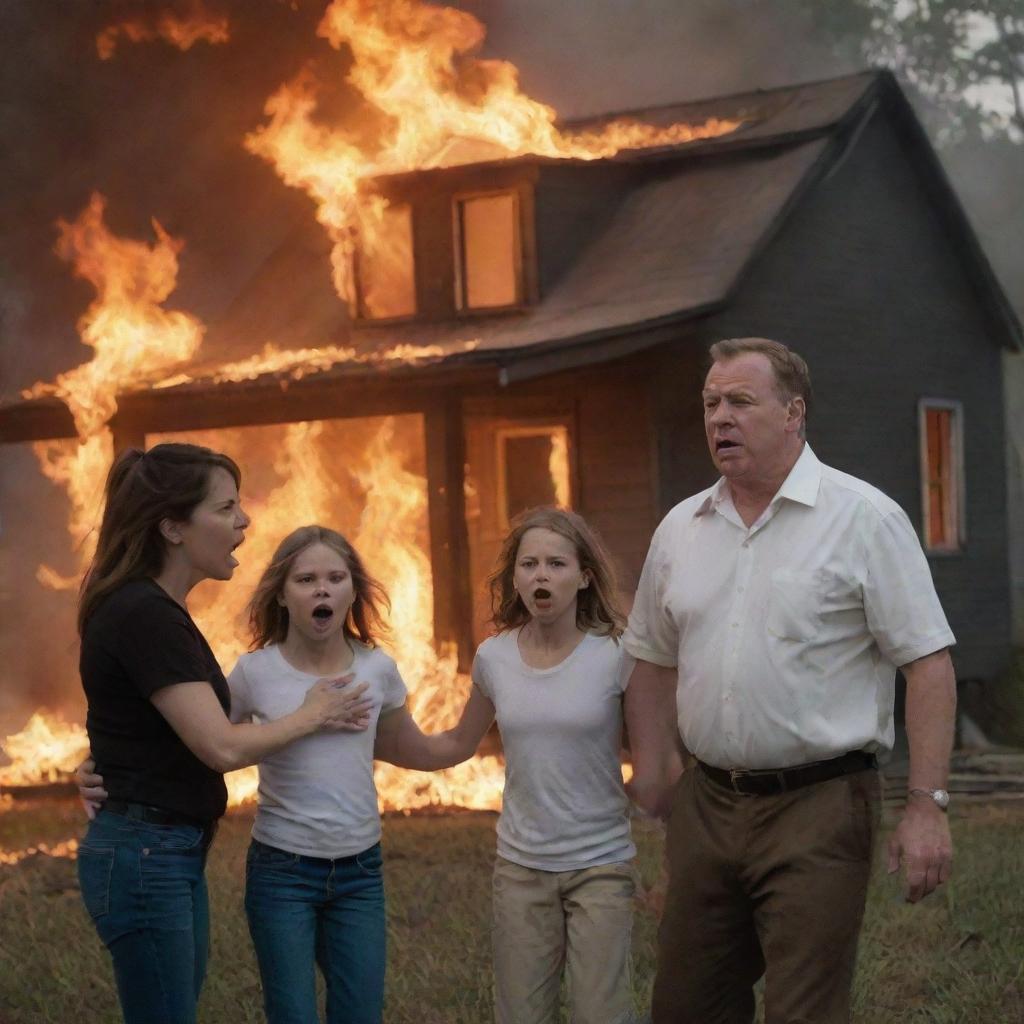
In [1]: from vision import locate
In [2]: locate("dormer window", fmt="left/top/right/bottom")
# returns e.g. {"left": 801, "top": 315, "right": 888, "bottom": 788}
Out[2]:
{"left": 454, "top": 191, "right": 522, "bottom": 312}
{"left": 355, "top": 202, "right": 416, "bottom": 321}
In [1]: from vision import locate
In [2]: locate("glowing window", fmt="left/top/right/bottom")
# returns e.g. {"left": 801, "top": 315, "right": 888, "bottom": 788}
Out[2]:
{"left": 455, "top": 192, "right": 521, "bottom": 311}
{"left": 497, "top": 425, "right": 570, "bottom": 527}
{"left": 356, "top": 203, "right": 416, "bottom": 320}
{"left": 919, "top": 399, "right": 964, "bottom": 552}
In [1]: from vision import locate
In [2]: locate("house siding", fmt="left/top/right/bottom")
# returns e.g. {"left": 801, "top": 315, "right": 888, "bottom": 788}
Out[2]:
{"left": 693, "top": 108, "right": 1010, "bottom": 680}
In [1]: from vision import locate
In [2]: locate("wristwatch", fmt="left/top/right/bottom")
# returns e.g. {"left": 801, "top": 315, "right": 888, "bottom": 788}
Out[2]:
{"left": 909, "top": 787, "right": 950, "bottom": 810}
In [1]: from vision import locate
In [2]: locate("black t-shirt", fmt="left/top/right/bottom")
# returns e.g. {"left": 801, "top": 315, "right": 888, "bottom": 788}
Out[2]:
{"left": 80, "top": 577, "right": 230, "bottom": 822}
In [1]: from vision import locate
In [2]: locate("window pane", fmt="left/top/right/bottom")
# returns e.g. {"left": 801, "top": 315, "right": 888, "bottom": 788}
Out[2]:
{"left": 458, "top": 194, "right": 519, "bottom": 309}
{"left": 500, "top": 426, "right": 570, "bottom": 524}
{"left": 923, "top": 405, "right": 959, "bottom": 550}
{"left": 358, "top": 204, "right": 416, "bottom": 320}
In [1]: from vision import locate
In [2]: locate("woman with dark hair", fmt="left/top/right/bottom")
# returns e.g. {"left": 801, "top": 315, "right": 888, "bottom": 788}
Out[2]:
{"left": 75, "top": 444, "right": 370, "bottom": 1024}
{"left": 374, "top": 506, "right": 638, "bottom": 1024}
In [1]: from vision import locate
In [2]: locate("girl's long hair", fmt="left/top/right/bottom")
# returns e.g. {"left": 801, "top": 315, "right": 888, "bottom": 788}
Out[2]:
{"left": 78, "top": 443, "right": 241, "bottom": 634}
{"left": 488, "top": 506, "right": 625, "bottom": 637}
{"left": 247, "top": 525, "right": 391, "bottom": 651}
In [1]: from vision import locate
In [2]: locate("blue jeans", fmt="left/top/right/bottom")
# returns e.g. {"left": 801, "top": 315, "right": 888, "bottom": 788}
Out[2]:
{"left": 244, "top": 838, "right": 387, "bottom": 1024}
{"left": 77, "top": 808, "right": 212, "bottom": 1024}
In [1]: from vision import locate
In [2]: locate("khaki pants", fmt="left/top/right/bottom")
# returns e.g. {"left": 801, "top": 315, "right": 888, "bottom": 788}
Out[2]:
{"left": 491, "top": 856, "right": 637, "bottom": 1024}
{"left": 653, "top": 766, "right": 880, "bottom": 1024}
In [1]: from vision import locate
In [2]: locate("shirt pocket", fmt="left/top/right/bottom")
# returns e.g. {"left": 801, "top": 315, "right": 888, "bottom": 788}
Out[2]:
{"left": 766, "top": 569, "right": 823, "bottom": 642}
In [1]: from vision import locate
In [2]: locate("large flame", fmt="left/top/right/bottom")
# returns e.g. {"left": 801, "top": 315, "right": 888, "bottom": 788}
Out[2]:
{"left": 163, "top": 416, "right": 505, "bottom": 811}
{"left": 12, "top": 0, "right": 691, "bottom": 818}
{"left": 245, "top": 0, "right": 742, "bottom": 303}
{"left": 22, "top": 194, "right": 204, "bottom": 586}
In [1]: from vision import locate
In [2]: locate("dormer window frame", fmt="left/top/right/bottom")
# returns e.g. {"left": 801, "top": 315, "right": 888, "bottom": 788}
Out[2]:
{"left": 452, "top": 186, "right": 529, "bottom": 316}
{"left": 351, "top": 200, "right": 420, "bottom": 326}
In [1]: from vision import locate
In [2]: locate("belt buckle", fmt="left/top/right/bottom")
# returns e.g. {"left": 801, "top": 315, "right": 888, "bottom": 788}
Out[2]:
{"left": 729, "top": 768, "right": 747, "bottom": 794}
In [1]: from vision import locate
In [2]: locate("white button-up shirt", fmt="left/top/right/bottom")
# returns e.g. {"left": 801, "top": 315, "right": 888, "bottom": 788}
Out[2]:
{"left": 623, "top": 444, "right": 955, "bottom": 770}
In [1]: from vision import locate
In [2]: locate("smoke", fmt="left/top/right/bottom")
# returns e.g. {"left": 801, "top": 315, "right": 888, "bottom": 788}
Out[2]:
{"left": 461, "top": 0, "right": 852, "bottom": 119}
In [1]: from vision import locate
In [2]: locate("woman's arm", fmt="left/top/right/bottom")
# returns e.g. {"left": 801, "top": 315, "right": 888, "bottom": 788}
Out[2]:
{"left": 151, "top": 675, "right": 373, "bottom": 774}
{"left": 374, "top": 686, "right": 495, "bottom": 770}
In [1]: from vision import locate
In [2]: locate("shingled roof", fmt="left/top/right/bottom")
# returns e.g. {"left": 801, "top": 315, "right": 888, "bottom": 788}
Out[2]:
{"left": 2, "top": 68, "right": 1019, "bottom": 441}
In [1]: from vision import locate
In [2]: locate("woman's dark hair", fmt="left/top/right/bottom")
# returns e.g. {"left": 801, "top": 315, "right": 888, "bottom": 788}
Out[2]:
{"left": 488, "top": 506, "right": 625, "bottom": 637}
{"left": 78, "top": 443, "right": 241, "bottom": 634}
{"left": 247, "top": 525, "right": 391, "bottom": 651}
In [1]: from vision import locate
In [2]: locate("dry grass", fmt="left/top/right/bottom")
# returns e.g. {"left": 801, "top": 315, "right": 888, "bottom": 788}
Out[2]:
{"left": 0, "top": 799, "right": 1022, "bottom": 1022}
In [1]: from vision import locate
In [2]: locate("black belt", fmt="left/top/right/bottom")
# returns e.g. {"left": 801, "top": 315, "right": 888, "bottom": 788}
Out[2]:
{"left": 698, "top": 750, "right": 877, "bottom": 796}
{"left": 104, "top": 799, "right": 213, "bottom": 833}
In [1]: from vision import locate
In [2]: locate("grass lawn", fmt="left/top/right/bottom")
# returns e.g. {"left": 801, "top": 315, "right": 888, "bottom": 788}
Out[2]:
{"left": 1, "top": 798, "right": 1023, "bottom": 1022}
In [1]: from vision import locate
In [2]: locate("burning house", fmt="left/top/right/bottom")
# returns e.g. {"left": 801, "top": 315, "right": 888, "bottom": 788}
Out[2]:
{"left": 1, "top": 2, "right": 1021, "bottom": 806}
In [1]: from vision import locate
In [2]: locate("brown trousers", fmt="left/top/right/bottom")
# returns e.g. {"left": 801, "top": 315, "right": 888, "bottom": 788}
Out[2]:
{"left": 652, "top": 765, "right": 880, "bottom": 1024}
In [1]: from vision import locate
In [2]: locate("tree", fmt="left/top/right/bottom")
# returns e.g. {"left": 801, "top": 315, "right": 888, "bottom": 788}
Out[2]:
{"left": 801, "top": 0, "right": 1024, "bottom": 143}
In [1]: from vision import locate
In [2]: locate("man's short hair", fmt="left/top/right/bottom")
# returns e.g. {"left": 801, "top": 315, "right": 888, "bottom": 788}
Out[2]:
{"left": 708, "top": 337, "right": 813, "bottom": 425}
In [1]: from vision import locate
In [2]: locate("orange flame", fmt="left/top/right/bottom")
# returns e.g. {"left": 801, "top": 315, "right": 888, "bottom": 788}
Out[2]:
{"left": 158, "top": 416, "right": 504, "bottom": 811}
{"left": 97, "top": 5, "right": 231, "bottom": 61}
{"left": 22, "top": 194, "right": 204, "bottom": 586}
{"left": 245, "top": 0, "right": 742, "bottom": 304}
{"left": 0, "top": 713, "right": 90, "bottom": 789}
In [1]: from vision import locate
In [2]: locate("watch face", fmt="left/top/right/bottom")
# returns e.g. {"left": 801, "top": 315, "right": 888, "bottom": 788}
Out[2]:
{"left": 933, "top": 789, "right": 950, "bottom": 809}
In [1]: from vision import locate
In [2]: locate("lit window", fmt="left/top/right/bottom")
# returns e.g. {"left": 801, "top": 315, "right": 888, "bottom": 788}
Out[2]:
{"left": 497, "top": 425, "right": 570, "bottom": 527}
{"left": 355, "top": 203, "right": 416, "bottom": 320}
{"left": 455, "top": 192, "right": 521, "bottom": 311}
{"left": 918, "top": 399, "right": 964, "bottom": 552}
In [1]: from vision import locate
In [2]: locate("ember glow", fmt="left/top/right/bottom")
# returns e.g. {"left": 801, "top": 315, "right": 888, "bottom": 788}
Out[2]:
{"left": 96, "top": 4, "right": 231, "bottom": 61}
{"left": 245, "top": 0, "right": 743, "bottom": 304}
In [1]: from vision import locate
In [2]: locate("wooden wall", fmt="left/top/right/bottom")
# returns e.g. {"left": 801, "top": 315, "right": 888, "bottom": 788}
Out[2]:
{"left": 685, "top": 108, "right": 1011, "bottom": 681}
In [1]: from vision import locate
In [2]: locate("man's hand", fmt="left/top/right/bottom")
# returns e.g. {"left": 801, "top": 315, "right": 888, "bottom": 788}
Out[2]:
{"left": 625, "top": 770, "right": 678, "bottom": 820}
{"left": 75, "top": 755, "right": 107, "bottom": 820}
{"left": 887, "top": 795, "right": 952, "bottom": 902}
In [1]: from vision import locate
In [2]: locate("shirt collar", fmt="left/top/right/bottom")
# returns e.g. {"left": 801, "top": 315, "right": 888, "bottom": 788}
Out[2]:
{"left": 774, "top": 443, "right": 822, "bottom": 508}
{"left": 693, "top": 442, "right": 822, "bottom": 519}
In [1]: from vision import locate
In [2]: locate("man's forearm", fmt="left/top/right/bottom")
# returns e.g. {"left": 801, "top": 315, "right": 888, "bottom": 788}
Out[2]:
{"left": 624, "top": 659, "right": 681, "bottom": 780}
{"left": 902, "top": 648, "right": 956, "bottom": 793}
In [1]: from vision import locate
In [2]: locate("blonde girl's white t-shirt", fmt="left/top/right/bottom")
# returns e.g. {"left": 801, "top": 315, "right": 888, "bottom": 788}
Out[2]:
{"left": 227, "top": 642, "right": 407, "bottom": 859}
{"left": 472, "top": 629, "right": 636, "bottom": 872}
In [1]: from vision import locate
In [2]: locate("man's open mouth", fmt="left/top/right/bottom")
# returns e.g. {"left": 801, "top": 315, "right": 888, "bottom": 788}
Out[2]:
{"left": 716, "top": 439, "right": 740, "bottom": 451}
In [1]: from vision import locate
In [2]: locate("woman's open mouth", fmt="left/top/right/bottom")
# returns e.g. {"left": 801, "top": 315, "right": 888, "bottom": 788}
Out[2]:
{"left": 312, "top": 604, "right": 334, "bottom": 624}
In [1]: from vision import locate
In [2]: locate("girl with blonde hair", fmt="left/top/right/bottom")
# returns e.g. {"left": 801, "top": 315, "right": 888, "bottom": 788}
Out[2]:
{"left": 376, "top": 505, "right": 638, "bottom": 1024}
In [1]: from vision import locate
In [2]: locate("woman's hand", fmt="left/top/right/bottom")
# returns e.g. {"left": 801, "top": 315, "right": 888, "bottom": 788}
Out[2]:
{"left": 75, "top": 754, "right": 107, "bottom": 820}
{"left": 302, "top": 675, "right": 374, "bottom": 732}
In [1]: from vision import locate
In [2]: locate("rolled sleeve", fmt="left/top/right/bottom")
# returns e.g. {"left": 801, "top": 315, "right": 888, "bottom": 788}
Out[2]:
{"left": 863, "top": 508, "right": 956, "bottom": 666}
{"left": 622, "top": 523, "right": 679, "bottom": 668}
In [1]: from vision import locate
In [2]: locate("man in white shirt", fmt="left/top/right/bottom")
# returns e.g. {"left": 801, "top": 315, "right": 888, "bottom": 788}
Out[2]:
{"left": 624, "top": 338, "right": 956, "bottom": 1024}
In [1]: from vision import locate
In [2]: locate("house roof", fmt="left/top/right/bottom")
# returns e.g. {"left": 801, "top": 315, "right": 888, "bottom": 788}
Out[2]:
{"left": 2, "top": 68, "right": 1020, "bottom": 441}
{"left": 154, "top": 67, "right": 1024, "bottom": 386}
